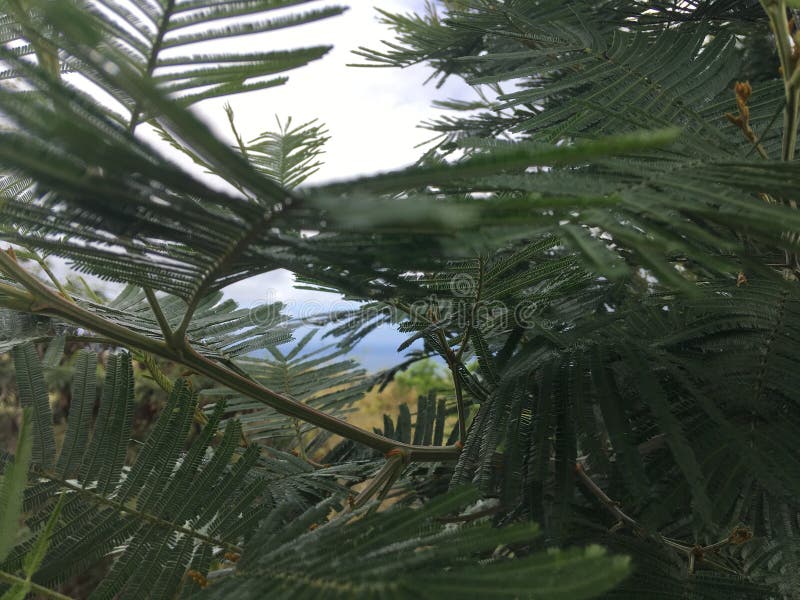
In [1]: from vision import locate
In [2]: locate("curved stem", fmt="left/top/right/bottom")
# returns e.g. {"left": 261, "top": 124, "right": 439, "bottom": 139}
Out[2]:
{"left": 128, "top": 0, "right": 175, "bottom": 131}
{"left": 350, "top": 453, "right": 405, "bottom": 510}
{"left": 143, "top": 287, "right": 177, "bottom": 348}
{"left": 0, "top": 251, "right": 460, "bottom": 462}
{"left": 438, "top": 328, "right": 467, "bottom": 445}
{"left": 23, "top": 248, "right": 72, "bottom": 299}
{"left": 761, "top": 0, "right": 800, "bottom": 160}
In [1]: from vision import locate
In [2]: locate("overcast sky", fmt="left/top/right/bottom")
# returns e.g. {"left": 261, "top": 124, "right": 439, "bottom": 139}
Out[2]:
{"left": 198, "top": 2, "right": 467, "bottom": 181}
{"left": 191, "top": 1, "right": 471, "bottom": 369}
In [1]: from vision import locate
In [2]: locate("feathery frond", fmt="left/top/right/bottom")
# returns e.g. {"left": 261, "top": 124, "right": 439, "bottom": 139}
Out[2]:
{"left": 202, "top": 330, "right": 368, "bottom": 449}
{"left": 197, "top": 486, "right": 631, "bottom": 600}
{"left": 1, "top": 344, "right": 282, "bottom": 597}
{"left": 0, "top": 0, "right": 345, "bottom": 121}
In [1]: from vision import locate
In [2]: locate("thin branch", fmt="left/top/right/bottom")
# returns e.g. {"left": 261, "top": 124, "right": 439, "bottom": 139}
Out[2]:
{"left": 128, "top": 0, "right": 174, "bottom": 131}
{"left": 225, "top": 104, "right": 251, "bottom": 164}
{"left": 437, "top": 328, "right": 467, "bottom": 445}
{"left": 393, "top": 294, "right": 480, "bottom": 446}
{"left": 574, "top": 462, "right": 643, "bottom": 534}
{"left": 0, "top": 570, "right": 74, "bottom": 600}
{"left": 221, "top": 104, "right": 256, "bottom": 199}
{"left": 65, "top": 335, "right": 120, "bottom": 346}
{"left": 172, "top": 207, "right": 272, "bottom": 348}
{"left": 0, "top": 249, "right": 460, "bottom": 462}
{"left": 450, "top": 256, "right": 484, "bottom": 444}
{"left": 144, "top": 287, "right": 174, "bottom": 344}
{"left": 695, "top": 555, "right": 741, "bottom": 577}
{"left": 435, "top": 505, "right": 501, "bottom": 523}
{"left": 350, "top": 452, "right": 406, "bottom": 510}
{"left": 761, "top": 0, "right": 800, "bottom": 160}
{"left": 455, "top": 256, "right": 484, "bottom": 363}
{"left": 23, "top": 248, "right": 72, "bottom": 299}
{"left": 576, "top": 462, "right": 753, "bottom": 575}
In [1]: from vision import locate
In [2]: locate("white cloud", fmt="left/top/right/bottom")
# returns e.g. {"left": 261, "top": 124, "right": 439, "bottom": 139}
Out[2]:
{"left": 205, "top": 1, "right": 473, "bottom": 347}
{"left": 189, "top": 1, "right": 472, "bottom": 183}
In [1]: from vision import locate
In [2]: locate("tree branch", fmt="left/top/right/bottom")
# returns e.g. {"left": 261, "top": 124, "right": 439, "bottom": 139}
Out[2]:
{"left": 438, "top": 328, "right": 467, "bottom": 445}
{"left": 0, "top": 249, "right": 460, "bottom": 462}
{"left": 0, "top": 569, "right": 74, "bottom": 600}
{"left": 574, "top": 462, "right": 642, "bottom": 534}
{"left": 350, "top": 451, "right": 406, "bottom": 510}
{"left": 761, "top": 0, "right": 800, "bottom": 160}
{"left": 172, "top": 205, "right": 274, "bottom": 348}
{"left": 575, "top": 462, "right": 753, "bottom": 575}
{"left": 144, "top": 287, "right": 174, "bottom": 345}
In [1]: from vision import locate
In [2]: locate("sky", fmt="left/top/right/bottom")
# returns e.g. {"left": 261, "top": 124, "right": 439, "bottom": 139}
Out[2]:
{"left": 183, "top": 1, "right": 472, "bottom": 370}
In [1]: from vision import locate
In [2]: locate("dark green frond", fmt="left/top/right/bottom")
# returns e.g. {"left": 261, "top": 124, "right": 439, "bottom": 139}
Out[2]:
{"left": 0, "top": 346, "right": 293, "bottom": 597}
{"left": 197, "top": 486, "right": 630, "bottom": 600}
{"left": 11, "top": 344, "right": 55, "bottom": 469}
{"left": 0, "top": 0, "right": 345, "bottom": 120}
{"left": 356, "top": 1, "right": 798, "bottom": 283}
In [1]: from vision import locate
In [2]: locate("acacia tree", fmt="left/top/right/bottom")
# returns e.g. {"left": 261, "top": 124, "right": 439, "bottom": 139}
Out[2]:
{"left": 0, "top": 0, "right": 798, "bottom": 598}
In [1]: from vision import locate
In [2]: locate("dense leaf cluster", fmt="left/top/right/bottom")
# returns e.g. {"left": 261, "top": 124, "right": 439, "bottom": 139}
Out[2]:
{"left": 0, "top": 0, "right": 799, "bottom": 598}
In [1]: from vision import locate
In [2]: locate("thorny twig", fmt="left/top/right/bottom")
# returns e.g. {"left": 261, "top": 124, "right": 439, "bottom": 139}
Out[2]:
{"left": 575, "top": 462, "right": 753, "bottom": 575}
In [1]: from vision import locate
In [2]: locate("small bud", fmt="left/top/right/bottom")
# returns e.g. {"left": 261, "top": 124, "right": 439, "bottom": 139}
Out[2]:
{"left": 729, "top": 525, "right": 753, "bottom": 545}
{"left": 734, "top": 81, "right": 752, "bottom": 101}
{"left": 186, "top": 569, "right": 208, "bottom": 588}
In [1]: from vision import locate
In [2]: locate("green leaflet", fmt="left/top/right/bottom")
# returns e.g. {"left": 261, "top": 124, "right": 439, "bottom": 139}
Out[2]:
{"left": 0, "top": 413, "right": 70, "bottom": 600}
{"left": 0, "top": 408, "right": 32, "bottom": 563}
{"left": 1, "top": 497, "right": 66, "bottom": 600}
{"left": 6, "top": 0, "right": 345, "bottom": 116}
{"left": 0, "top": 347, "right": 268, "bottom": 597}
{"left": 11, "top": 344, "right": 55, "bottom": 469}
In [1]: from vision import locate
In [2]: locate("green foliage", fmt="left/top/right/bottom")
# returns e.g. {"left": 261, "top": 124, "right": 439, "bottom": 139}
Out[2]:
{"left": 202, "top": 330, "right": 368, "bottom": 450}
{"left": 356, "top": 0, "right": 800, "bottom": 285}
{"left": 157, "top": 106, "right": 329, "bottom": 192}
{"left": 393, "top": 358, "right": 449, "bottom": 394}
{"left": 0, "top": 408, "right": 31, "bottom": 563}
{"left": 345, "top": 2, "right": 800, "bottom": 595}
{"left": 2, "top": 496, "right": 65, "bottom": 600}
{"left": 0, "top": 0, "right": 799, "bottom": 598}
{"left": 0, "top": 411, "right": 72, "bottom": 600}
{"left": 1, "top": 344, "right": 263, "bottom": 597}
{"left": 0, "top": 0, "right": 345, "bottom": 113}
{"left": 232, "top": 111, "right": 330, "bottom": 190}
{"left": 0, "top": 347, "right": 629, "bottom": 598}
{"left": 198, "top": 486, "right": 630, "bottom": 600}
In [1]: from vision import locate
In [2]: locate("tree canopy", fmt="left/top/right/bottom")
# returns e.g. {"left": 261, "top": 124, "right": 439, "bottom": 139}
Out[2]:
{"left": 0, "top": 0, "right": 799, "bottom": 598}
